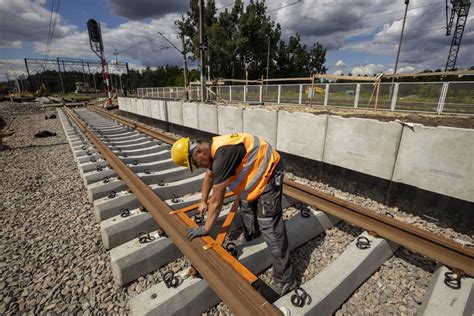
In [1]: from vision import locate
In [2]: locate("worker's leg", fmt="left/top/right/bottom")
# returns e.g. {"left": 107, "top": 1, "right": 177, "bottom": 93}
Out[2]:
{"left": 257, "top": 163, "right": 294, "bottom": 284}
{"left": 239, "top": 199, "right": 260, "bottom": 241}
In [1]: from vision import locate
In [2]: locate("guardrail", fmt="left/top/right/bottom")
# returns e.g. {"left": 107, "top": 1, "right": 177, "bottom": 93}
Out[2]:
{"left": 137, "top": 81, "right": 474, "bottom": 115}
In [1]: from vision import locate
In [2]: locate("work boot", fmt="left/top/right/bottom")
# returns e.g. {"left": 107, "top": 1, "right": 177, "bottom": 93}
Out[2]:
{"left": 271, "top": 278, "right": 299, "bottom": 296}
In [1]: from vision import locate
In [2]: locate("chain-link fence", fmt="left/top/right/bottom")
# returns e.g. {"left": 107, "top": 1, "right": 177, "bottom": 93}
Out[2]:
{"left": 137, "top": 81, "right": 474, "bottom": 115}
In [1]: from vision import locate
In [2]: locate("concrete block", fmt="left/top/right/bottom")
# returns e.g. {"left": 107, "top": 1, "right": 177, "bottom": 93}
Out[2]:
{"left": 125, "top": 98, "right": 131, "bottom": 112}
{"left": 130, "top": 98, "right": 137, "bottom": 114}
{"left": 323, "top": 116, "right": 403, "bottom": 180}
{"left": 217, "top": 105, "right": 243, "bottom": 135}
{"left": 182, "top": 102, "right": 199, "bottom": 129}
{"left": 143, "top": 99, "right": 152, "bottom": 118}
{"left": 418, "top": 265, "right": 474, "bottom": 316}
{"left": 275, "top": 232, "right": 398, "bottom": 315}
{"left": 243, "top": 108, "right": 278, "bottom": 147}
{"left": 198, "top": 103, "right": 218, "bottom": 134}
{"left": 158, "top": 100, "right": 168, "bottom": 121}
{"left": 392, "top": 125, "right": 474, "bottom": 202}
{"left": 150, "top": 99, "right": 161, "bottom": 120}
{"left": 118, "top": 97, "right": 125, "bottom": 110}
{"left": 138, "top": 98, "right": 145, "bottom": 115}
{"left": 130, "top": 210, "right": 340, "bottom": 315}
{"left": 93, "top": 173, "right": 204, "bottom": 221}
{"left": 167, "top": 101, "right": 183, "bottom": 125}
{"left": 100, "top": 192, "right": 202, "bottom": 249}
{"left": 276, "top": 111, "right": 327, "bottom": 161}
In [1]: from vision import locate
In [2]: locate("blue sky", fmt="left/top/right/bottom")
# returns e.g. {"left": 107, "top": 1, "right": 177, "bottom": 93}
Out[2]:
{"left": 1, "top": 0, "right": 473, "bottom": 81}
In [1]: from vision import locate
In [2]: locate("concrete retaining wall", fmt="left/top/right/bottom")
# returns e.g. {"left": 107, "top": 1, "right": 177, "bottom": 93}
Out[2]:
{"left": 118, "top": 98, "right": 474, "bottom": 204}
{"left": 167, "top": 101, "right": 182, "bottom": 125}
{"left": 392, "top": 124, "right": 474, "bottom": 202}
{"left": 198, "top": 103, "right": 218, "bottom": 134}
{"left": 323, "top": 116, "right": 403, "bottom": 180}
{"left": 276, "top": 111, "right": 327, "bottom": 161}
{"left": 182, "top": 102, "right": 199, "bottom": 129}
{"left": 243, "top": 108, "right": 278, "bottom": 147}
{"left": 218, "top": 106, "right": 243, "bottom": 135}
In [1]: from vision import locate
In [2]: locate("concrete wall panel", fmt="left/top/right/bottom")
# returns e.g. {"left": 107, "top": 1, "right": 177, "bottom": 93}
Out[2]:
{"left": 150, "top": 100, "right": 161, "bottom": 120}
{"left": 167, "top": 101, "right": 183, "bottom": 125}
{"left": 276, "top": 111, "right": 327, "bottom": 161}
{"left": 158, "top": 100, "right": 168, "bottom": 121}
{"left": 393, "top": 125, "right": 474, "bottom": 202}
{"left": 130, "top": 98, "right": 137, "bottom": 114}
{"left": 124, "top": 98, "right": 131, "bottom": 112}
{"left": 218, "top": 106, "right": 243, "bottom": 135}
{"left": 118, "top": 97, "right": 124, "bottom": 111}
{"left": 198, "top": 103, "right": 218, "bottom": 134}
{"left": 323, "top": 116, "right": 403, "bottom": 180}
{"left": 243, "top": 108, "right": 278, "bottom": 146}
{"left": 143, "top": 99, "right": 152, "bottom": 118}
{"left": 137, "top": 98, "right": 144, "bottom": 115}
{"left": 182, "top": 102, "right": 199, "bottom": 129}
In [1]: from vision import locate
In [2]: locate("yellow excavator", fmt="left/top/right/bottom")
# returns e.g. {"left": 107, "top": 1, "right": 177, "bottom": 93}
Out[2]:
{"left": 35, "top": 83, "right": 49, "bottom": 97}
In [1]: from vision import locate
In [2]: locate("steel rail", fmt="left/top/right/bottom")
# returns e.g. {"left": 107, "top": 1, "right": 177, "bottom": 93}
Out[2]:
{"left": 283, "top": 180, "right": 474, "bottom": 276}
{"left": 90, "top": 105, "right": 474, "bottom": 276}
{"left": 63, "top": 107, "right": 281, "bottom": 315}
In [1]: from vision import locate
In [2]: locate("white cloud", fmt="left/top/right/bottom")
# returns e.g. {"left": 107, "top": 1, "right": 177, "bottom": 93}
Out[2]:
{"left": 0, "top": 0, "right": 76, "bottom": 49}
{"left": 351, "top": 64, "right": 384, "bottom": 76}
{"left": 332, "top": 70, "right": 343, "bottom": 75}
{"left": 335, "top": 60, "right": 346, "bottom": 67}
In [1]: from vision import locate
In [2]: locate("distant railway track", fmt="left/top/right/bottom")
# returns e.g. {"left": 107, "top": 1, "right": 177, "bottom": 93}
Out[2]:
{"left": 57, "top": 105, "right": 473, "bottom": 314}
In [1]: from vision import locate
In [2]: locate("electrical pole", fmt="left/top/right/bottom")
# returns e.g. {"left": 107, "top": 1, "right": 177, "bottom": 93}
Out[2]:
{"left": 24, "top": 58, "right": 35, "bottom": 96}
{"left": 389, "top": 0, "right": 409, "bottom": 101}
{"left": 198, "top": 0, "right": 206, "bottom": 101}
{"left": 266, "top": 36, "right": 270, "bottom": 85}
{"left": 180, "top": 33, "right": 189, "bottom": 100}
{"left": 113, "top": 49, "right": 123, "bottom": 94}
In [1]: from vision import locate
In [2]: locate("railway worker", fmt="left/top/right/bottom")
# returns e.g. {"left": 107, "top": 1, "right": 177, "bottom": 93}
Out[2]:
{"left": 170, "top": 133, "right": 297, "bottom": 296}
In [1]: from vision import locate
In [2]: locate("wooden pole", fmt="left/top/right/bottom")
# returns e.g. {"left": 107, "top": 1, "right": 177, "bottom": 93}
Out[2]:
{"left": 309, "top": 74, "right": 315, "bottom": 108}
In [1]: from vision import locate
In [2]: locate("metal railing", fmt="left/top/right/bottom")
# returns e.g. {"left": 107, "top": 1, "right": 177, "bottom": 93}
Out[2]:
{"left": 137, "top": 81, "right": 474, "bottom": 115}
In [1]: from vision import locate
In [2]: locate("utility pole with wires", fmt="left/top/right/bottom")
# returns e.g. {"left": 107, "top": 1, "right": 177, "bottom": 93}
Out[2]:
{"left": 159, "top": 32, "right": 189, "bottom": 100}
{"left": 198, "top": 0, "right": 207, "bottom": 102}
{"left": 113, "top": 49, "right": 123, "bottom": 94}
{"left": 389, "top": 0, "right": 409, "bottom": 103}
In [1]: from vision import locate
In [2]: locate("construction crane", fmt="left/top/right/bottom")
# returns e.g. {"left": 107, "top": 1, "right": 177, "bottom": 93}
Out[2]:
{"left": 445, "top": 0, "right": 471, "bottom": 71}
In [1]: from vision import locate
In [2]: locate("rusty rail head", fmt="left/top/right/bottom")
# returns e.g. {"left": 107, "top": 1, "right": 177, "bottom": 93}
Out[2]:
{"left": 63, "top": 107, "right": 281, "bottom": 316}
{"left": 283, "top": 179, "right": 474, "bottom": 276}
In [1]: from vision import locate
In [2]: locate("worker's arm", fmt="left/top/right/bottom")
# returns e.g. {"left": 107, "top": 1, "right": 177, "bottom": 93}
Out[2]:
{"left": 198, "top": 169, "right": 213, "bottom": 215}
{"left": 186, "top": 181, "right": 227, "bottom": 240}
{"left": 203, "top": 181, "right": 227, "bottom": 234}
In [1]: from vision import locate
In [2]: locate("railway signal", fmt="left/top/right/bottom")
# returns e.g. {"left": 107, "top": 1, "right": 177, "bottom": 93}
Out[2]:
{"left": 87, "top": 19, "right": 112, "bottom": 107}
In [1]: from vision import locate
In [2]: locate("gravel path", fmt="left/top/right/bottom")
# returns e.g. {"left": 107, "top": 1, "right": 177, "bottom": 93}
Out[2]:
{"left": 1, "top": 102, "right": 130, "bottom": 314}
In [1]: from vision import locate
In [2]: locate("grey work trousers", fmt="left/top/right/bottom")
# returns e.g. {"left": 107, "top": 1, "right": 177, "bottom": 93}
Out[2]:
{"left": 239, "top": 161, "right": 294, "bottom": 284}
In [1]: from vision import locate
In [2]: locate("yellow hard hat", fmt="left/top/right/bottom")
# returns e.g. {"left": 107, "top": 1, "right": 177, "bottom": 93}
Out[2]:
{"left": 171, "top": 137, "right": 193, "bottom": 172}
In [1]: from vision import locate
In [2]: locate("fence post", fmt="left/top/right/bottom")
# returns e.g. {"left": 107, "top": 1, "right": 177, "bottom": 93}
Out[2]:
{"left": 390, "top": 83, "right": 399, "bottom": 111}
{"left": 354, "top": 84, "right": 360, "bottom": 109}
{"left": 298, "top": 84, "right": 303, "bottom": 105}
{"left": 437, "top": 82, "right": 449, "bottom": 114}
{"left": 324, "top": 84, "right": 329, "bottom": 107}
{"left": 229, "top": 86, "right": 232, "bottom": 101}
{"left": 277, "top": 85, "right": 281, "bottom": 104}
{"left": 176, "top": 87, "right": 179, "bottom": 98}
{"left": 244, "top": 85, "right": 247, "bottom": 102}
{"left": 259, "top": 85, "right": 263, "bottom": 103}
{"left": 162, "top": 87, "right": 165, "bottom": 98}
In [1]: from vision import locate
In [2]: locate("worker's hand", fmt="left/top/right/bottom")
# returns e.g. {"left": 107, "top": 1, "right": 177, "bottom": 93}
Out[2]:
{"left": 186, "top": 226, "right": 207, "bottom": 240}
{"left": 198, "top": 201, "right": 208, "bottom": 216}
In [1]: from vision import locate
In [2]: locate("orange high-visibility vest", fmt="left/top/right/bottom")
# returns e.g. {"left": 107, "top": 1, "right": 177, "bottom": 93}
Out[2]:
{"left": 211, "top": 133, "right": 280, "bottom": 201}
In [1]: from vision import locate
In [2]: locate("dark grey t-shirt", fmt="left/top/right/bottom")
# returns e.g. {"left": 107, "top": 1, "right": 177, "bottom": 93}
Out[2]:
{"left": 211, "top": 144, "right": 246, "bottom": 185}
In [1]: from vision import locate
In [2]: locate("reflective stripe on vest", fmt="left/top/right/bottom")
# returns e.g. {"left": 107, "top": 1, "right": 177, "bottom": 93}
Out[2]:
{"left": 240, "top": 142, "right": 273, "bottom": 200}
{"left": 228, "top": 135, "right": 259, "bottom": 192}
